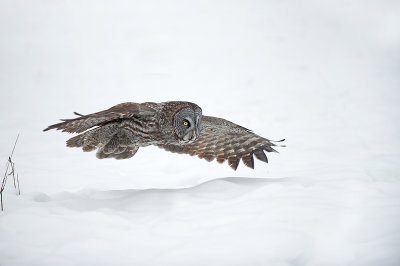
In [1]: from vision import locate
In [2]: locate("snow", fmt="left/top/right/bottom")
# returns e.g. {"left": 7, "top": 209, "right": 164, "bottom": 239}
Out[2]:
{"left": 1, "top": 0, "right": 400, "bottom": 265}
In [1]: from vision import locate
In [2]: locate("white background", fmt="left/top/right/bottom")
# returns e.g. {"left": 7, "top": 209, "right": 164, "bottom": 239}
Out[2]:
{"left": 1, "top": 1, "right": 399, "bottom": 265}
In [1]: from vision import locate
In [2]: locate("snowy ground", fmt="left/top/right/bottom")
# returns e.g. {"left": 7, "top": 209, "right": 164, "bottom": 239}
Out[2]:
{"left": 1, "top": 1, "right": 400, "bottom": 265}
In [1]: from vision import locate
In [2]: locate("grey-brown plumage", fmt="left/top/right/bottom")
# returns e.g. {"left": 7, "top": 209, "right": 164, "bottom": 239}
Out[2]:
{"left": 44, "top": 101, "right": 284, "bottom": 170}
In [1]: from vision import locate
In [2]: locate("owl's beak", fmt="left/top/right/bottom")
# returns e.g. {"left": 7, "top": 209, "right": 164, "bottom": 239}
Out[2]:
{"left": 187, "top": 129, "right": 197, "bottom": 142}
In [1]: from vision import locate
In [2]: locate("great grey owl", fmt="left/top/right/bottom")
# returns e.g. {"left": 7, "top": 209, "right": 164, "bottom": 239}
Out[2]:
{"left": 44, "top": 101, "right": 284, "bottom": 170}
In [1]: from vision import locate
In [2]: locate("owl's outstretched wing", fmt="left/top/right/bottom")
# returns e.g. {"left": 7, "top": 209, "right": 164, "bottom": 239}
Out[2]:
{"left": 43, "top": 102, "right": 156, "bottom": 133}
{"left": 43, "top": 102, "right": 157, "bottom": 159}
{"left": 157, "top": 116, "right": 284, "bottom": 170}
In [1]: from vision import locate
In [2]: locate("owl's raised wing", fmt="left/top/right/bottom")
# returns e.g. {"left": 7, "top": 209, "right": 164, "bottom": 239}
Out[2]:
{"left": 157, "top": 116, "right": 284, "bottom": 170}
{"left": 43, "top": 102, "right": 156, "bottom": 133}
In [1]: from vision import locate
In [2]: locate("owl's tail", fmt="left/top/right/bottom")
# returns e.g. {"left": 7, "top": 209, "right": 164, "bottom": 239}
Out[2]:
{"left": 66, "top": 124, "right": 139, "bottom": 160}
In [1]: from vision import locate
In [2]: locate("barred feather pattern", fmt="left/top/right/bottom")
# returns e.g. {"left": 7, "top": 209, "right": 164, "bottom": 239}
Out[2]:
{"left": 44, "top": 102, "right": 161, "bottom": 160}
{"left": 157, "top": 116, "right": 282, "bottom": 170}
{"left": 43, "top": 102, "right": 156, "bottom": 134}
{"left": 68, "top": 117, "right": 161, "bottom": 159}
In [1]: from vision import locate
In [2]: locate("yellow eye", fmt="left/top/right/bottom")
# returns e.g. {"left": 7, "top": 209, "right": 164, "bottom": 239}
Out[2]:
{"left": 183, "top": 121, "right": 189, "bottom": 126}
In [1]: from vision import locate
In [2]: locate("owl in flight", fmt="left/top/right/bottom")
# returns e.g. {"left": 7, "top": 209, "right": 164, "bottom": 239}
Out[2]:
{"left": 44, "top": 101, "right": 284, "bottom": 170}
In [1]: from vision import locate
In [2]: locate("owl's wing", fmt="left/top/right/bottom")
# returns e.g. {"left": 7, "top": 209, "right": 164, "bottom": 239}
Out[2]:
{"left": 44, "top": 102, "right": 157, "bottom": 160}
{"left": 43, "top": 102, "right": 156, "bottom": 133}
{"left": 157, "top": 116, "right": 284, "bottom": 170}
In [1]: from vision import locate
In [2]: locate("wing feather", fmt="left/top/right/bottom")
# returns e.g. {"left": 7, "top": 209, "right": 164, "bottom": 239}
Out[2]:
{"left": 44, "top": 102, "right": 157, "bottom": 160}
{"left": 43, "top": 102, "right": 156, "bottom": 133}
{"left": 157, "top": 116, "right": 284, "bottom": 170}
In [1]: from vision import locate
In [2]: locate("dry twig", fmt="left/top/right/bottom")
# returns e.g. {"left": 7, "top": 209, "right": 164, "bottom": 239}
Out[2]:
{"left": 1, "top": 134, "right": 20, "bottom": 211}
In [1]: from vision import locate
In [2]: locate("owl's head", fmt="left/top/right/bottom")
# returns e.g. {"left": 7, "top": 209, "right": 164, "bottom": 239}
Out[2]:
{"left": 160, "top": 101, "right": 202, "bottom": 145}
